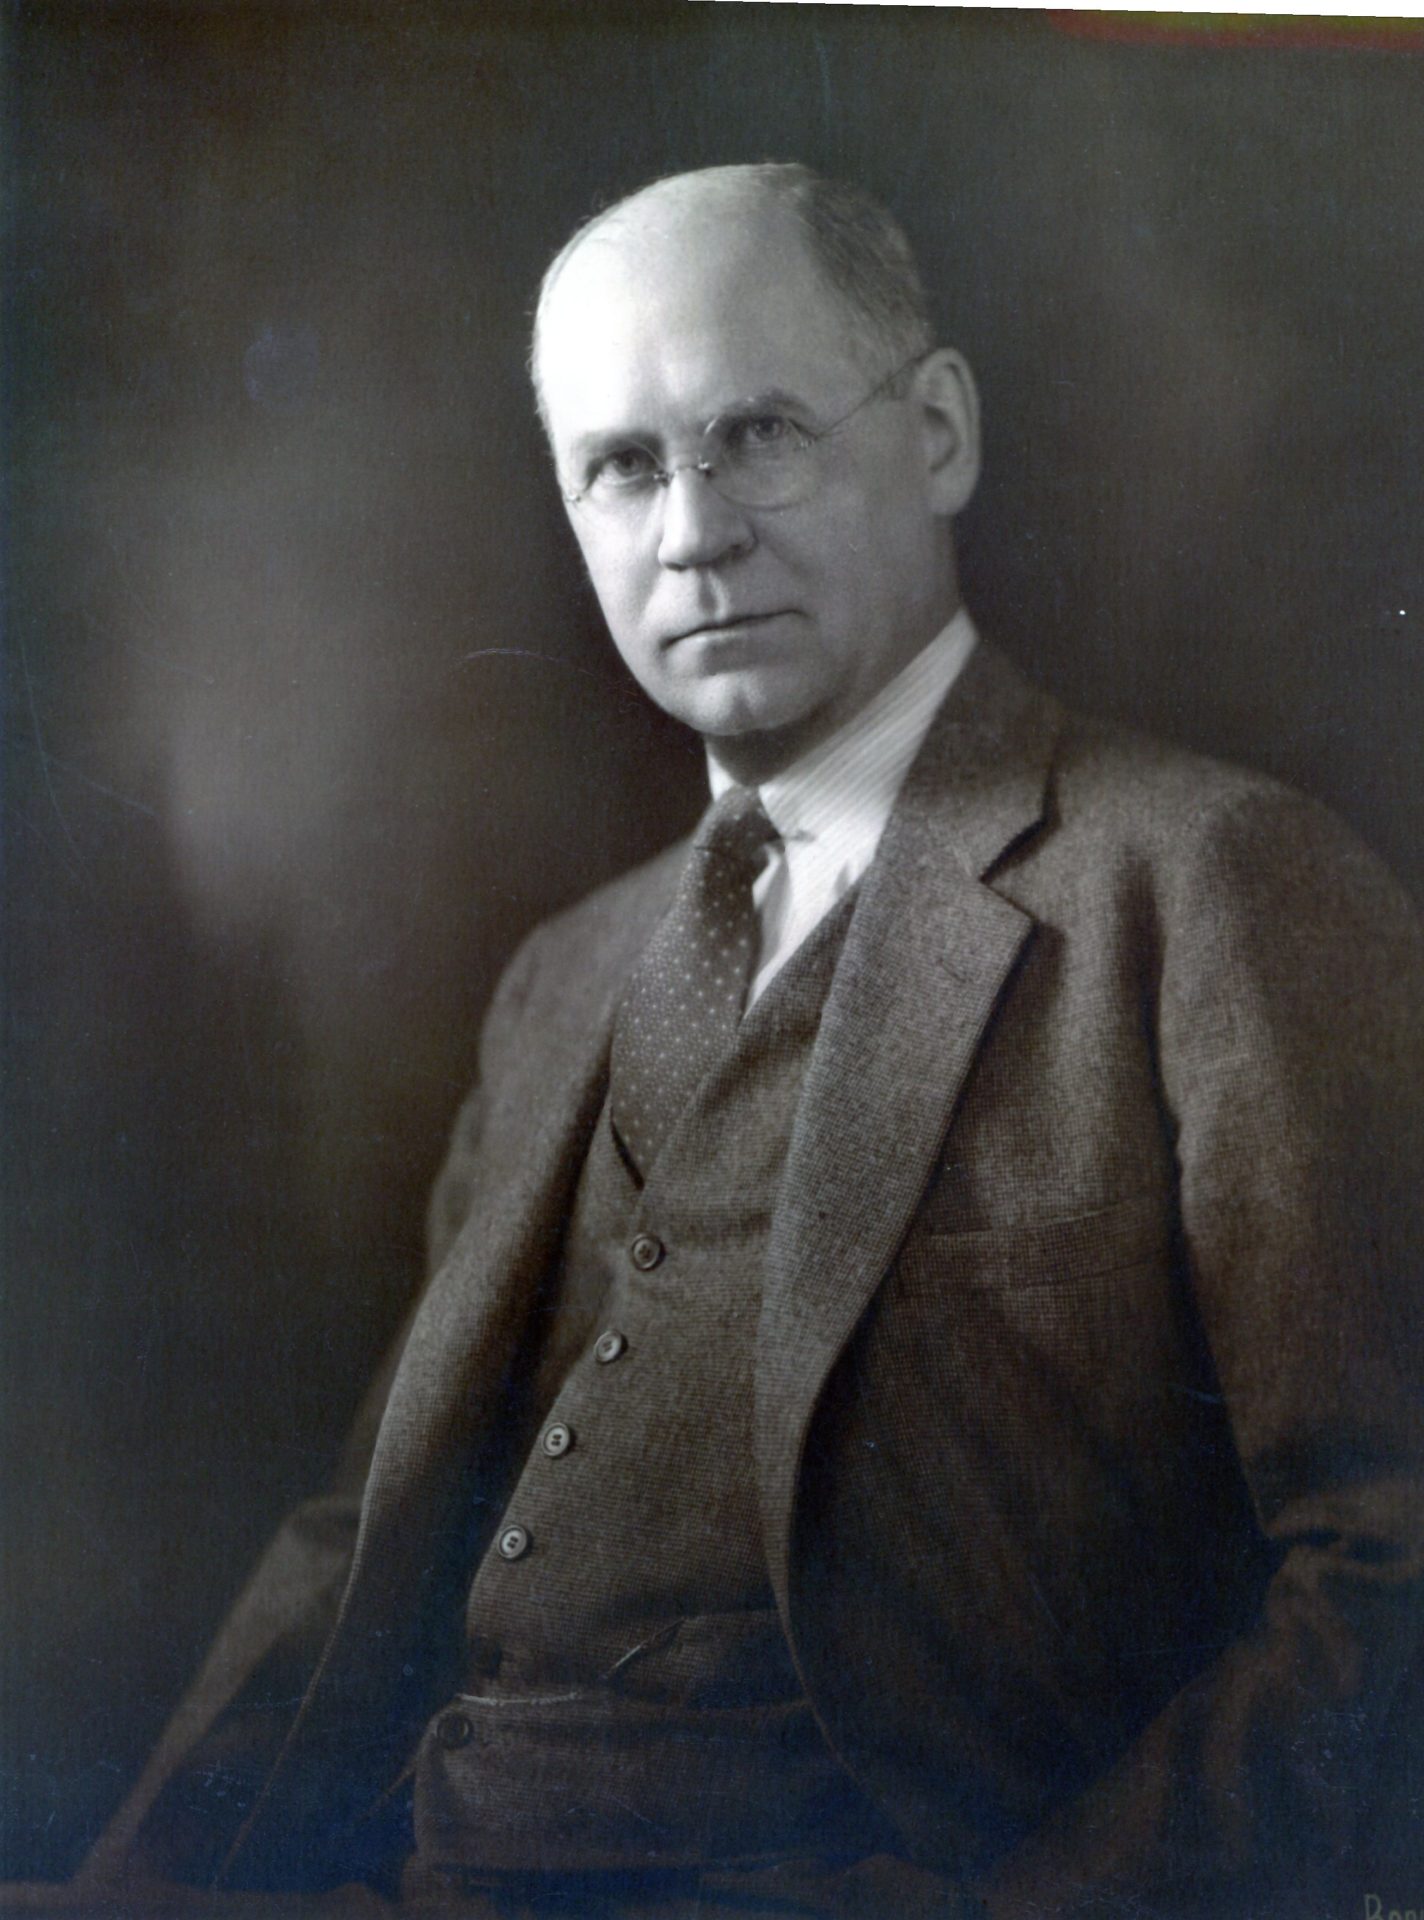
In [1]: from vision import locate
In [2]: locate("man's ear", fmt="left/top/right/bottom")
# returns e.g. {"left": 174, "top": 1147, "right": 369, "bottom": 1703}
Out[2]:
{"left": 913, "top": 347, "right": 981, "bottom": 518}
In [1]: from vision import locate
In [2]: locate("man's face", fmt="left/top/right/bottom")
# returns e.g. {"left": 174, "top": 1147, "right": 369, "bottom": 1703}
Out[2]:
{"left": 536, "top": 191, "right": 979, "bottom": 778}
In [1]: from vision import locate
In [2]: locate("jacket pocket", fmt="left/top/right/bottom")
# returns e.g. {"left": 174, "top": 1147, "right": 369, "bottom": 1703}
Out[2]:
{"left": 894, "top": 1189, "right": 1170, "bottom": 1295}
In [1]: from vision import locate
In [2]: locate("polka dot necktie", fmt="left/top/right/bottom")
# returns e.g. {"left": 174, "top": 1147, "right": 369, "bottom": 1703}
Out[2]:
{"left": 609, "top": 785, "right": 778, "bottom": 1180}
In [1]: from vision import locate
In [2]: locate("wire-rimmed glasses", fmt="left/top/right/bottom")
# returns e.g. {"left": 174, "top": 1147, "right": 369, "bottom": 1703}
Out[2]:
{"left": 561, "top": 352, "right": 926, "bottom": 520}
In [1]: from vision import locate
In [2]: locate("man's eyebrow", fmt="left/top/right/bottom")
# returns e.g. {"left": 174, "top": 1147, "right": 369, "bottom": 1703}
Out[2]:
{"left": 566, "top": 424, "right": 660, "bottom": 464}
{"left": 566, "top": 388, "right": 818, "bottom": 462}
{"left": 715, "top": 386, "right": 814, "bottom": 417}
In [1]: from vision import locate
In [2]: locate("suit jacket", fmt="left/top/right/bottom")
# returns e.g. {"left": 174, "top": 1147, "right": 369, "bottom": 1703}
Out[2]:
{"left": 87, "top": 641, "right": 1424, "bottom": 1917}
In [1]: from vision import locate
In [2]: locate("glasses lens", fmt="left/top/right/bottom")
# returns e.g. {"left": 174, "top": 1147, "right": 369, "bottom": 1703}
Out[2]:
{"left": 708, "top": 413, "right": 810, "bottom": 508}
{"left": 579, "top": 449, "right": 660, "bottom": 515}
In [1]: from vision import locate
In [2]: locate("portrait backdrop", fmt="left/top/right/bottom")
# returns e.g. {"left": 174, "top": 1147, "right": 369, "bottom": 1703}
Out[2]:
{"left": 4, "top": 1, "right": 1422, "bottom": 1880}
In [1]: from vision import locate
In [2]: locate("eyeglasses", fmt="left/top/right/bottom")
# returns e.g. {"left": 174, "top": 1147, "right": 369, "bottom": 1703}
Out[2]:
{"left": 561, "top": 352, "right": 925, "bottom": 521}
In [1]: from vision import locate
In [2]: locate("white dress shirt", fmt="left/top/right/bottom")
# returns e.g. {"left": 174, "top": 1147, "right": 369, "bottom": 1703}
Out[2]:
{"left": 708, "top": 609, "right": 977, "bottom": 1006}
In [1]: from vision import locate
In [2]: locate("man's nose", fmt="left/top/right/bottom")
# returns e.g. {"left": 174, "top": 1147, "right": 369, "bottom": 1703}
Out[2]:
{"left": 655, "top": 468, "right": 755, "bottom": 570}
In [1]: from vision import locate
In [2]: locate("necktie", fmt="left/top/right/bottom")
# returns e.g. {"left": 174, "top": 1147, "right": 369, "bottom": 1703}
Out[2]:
{"left": 609, "top": 785, "right": 777, "bottom": 1179}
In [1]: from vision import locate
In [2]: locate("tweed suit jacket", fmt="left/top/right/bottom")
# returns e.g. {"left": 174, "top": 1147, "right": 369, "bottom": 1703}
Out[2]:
{"left": 87, "top": 640, "right": 1424, "bottom": 1917}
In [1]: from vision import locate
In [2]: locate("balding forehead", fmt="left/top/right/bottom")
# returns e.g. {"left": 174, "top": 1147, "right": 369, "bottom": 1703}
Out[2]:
{"left": 534, "top": 188, "right": 846, "bottom": 414}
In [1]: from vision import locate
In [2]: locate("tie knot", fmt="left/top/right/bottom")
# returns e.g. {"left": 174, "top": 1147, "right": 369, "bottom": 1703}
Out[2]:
{"left": 693, "top": 786, "right": 778, "bottom": 873}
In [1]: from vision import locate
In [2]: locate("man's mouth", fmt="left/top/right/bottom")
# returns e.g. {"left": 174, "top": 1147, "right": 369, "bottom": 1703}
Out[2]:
{"left": 667, "top": 610, "right": 792, "bottom": 645}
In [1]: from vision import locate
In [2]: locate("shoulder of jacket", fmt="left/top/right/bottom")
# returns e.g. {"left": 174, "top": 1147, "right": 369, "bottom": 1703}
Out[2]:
{"left": 1031, "top": 703, "right": 1422, "bottom": 983}
{"left": 1046, "top": 702, "right": 1356, "bottom": 861}
{"left": 517, "top": 833, "right": 688, "bottom": 965}
{"left": 480, "top": 832, "right": 691, "bottom": 1038}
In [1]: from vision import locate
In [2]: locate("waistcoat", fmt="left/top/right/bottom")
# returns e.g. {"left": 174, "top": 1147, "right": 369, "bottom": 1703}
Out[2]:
{"left": 405, "top": 890, "right": 891, "bottom": 1887}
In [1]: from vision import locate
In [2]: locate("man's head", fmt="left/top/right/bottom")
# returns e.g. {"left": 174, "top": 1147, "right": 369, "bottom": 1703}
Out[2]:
{"left": 533, "top": 163, "right": 979, "bottom": 781}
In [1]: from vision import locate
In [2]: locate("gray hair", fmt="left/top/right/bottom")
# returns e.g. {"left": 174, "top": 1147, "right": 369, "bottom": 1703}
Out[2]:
{"left": 530, "top": 162, "right": 934, "bottom": 427}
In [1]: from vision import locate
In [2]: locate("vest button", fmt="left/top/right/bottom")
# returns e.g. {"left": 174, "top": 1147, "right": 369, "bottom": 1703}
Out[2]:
{"left": 497, "top": 1524, "right": 530, "bottom": 1561}
{"left": 594, "top": 1329, "right": 627, "bottom": 1364}
{"left": 542, "top": 1422, "right": 573, "bottom": 1457}
{"left": 629, "top": 1233, "right": 665, "bottom": 1271}
{"left": 435, "top": 1709, "right": 473, "bottom": 1750}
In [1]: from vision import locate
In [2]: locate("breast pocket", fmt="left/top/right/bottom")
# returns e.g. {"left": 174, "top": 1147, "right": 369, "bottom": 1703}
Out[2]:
{"left": 861, "top": 1192, "right": 1195, "bottom": 1564}
{"left": 893, "top": 1189, "right": 1171, "bottom": 1299}
{"left": 872, "top": 1189, "right": 1191, "bottom": 1482}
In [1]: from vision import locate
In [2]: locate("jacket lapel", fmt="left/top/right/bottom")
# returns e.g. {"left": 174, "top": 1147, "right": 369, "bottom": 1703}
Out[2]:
{"left": 351, "top": 1033, "right": 610, "bottom": 1594}
{"left": 757, "top": 641, "right": 1061, "bottom": 1620}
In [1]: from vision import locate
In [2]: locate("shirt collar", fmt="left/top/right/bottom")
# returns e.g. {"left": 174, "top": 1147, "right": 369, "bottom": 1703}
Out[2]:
{"left": 707, "top": 608, "right": 978, "bottom": 854}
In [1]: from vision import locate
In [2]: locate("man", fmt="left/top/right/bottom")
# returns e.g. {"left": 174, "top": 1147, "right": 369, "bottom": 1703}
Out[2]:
{"left": 76, "top": 164, "right": 1423, "bottom": 1917}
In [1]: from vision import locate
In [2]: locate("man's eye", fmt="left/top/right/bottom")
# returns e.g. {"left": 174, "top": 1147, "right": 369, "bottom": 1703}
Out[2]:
{"left": 591, "top": 447, "right": 657, "bottom": 490}
{"left": 724, "top": 413, "right": 796, "bottom": 457}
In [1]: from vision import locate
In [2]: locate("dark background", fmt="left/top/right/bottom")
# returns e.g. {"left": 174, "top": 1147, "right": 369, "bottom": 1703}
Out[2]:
{"left": 4, "top": 1, "right": 1421, "bottom": 1881}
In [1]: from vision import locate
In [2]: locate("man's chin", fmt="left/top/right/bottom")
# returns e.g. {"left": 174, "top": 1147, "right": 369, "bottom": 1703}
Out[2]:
{"left": 645, "top": 662, "right": 798, "bottom": 732}
{"left": 677, "top": 683, "right": 815, "bottom": 741}
{"left": 692, "top": 690, "right": 846, "bottom": 783}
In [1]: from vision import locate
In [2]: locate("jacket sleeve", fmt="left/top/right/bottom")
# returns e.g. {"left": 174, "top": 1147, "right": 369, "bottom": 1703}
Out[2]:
{"left": 976, "top": 785, "right": 1424, "bottom": 1917}
{"left": 78, "top": 939, "right": 542, "bottom": 1892}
